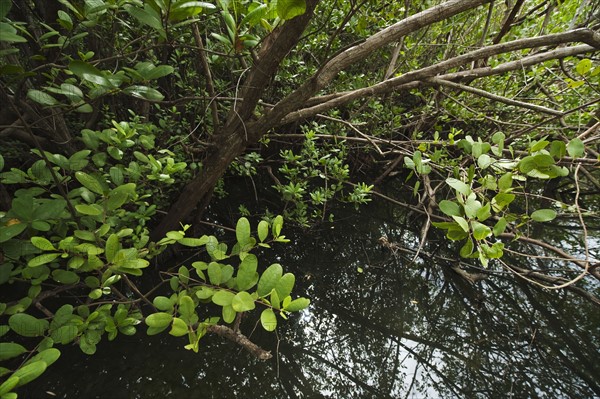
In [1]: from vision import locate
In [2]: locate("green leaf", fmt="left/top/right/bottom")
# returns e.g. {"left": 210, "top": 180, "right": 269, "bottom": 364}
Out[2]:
{"left": 24, "top": 348, "right": 60, "bottom": 368}
{"left": 498, "top": 172, "right": 513, "bottom": 192}
{"left": 207, "top": 262, "right": 222, "bottom": 285}
{"left": 231, "top": 291, "right": 255, "bottom": 312}
{"left": 212, "top": 290, "right": 235, "bottom": 306}
{"left": 69, "top": 60, "right": 113, "bottom": 88}
{"left": 0, "top": 0, "right": 12, "bottom": 19}
{"left": 575, "top": 59, "right": 592, "bottom": 76}
{"left": 0, "top": 343, "right": 27, "bottom": 361}
{"left": 260, "top": 308, "right": 277, "bottom": 332}
{"left": 236, "top": 217, "right": 251, "bottom": 245}
{"left": 476, "top": 202, "right": 491, "bottom": 222}
{"left": 145, "top": 312, "right": 173, "bottom": 328}
{"left": 257, "top": 263, "right": 283, "bottom": 297}
{"left": 275, "top": 273, "right": 295, "bottom": 300}
{"left": 75, "top": 204, "right": 103, "bottom": 216}
{"left": 0, "top": 376, "right": 20, "bottom": 396}
{"left": 52, "top": 270, "right": 80, "bottom": 285}
{"left": 123, "top": 85, "right": 164, "bottom": 101}
{"left": 459, "top": 237, "right": 474, "bottom": 257}
{"left": 452, "top": 216, "right": 469, "bottom": 233}
{"left": 144, "top": 65, "right": 174, "bottom": 80}
{"left": 30, "top": 237, "right": 55, "bottom": 251}
{"left": 531, "top": 209, "right": 557, "bottom": 222}
{"left": 178, "top": 236, "right": 209, "bottom": 247}
{"left": 237, "top": 254, "right": 258, "bottom": 291}
{"left": 27, "top": 90, "right": 58, "bottom": 106}
{"left": 276, "top": 0, "right": 306, "bottom": 20}
{"left": 8, "top": 313, "right": 49, "bottom": 337}
{"left": 153, "top": 296, "right": 173, "bottom": 311}
{"left": 12, "top": 360, "right": 47, "bottom": 387}
{"left": 566, "top": 138, "right": 584, "bottom": 158}
{"left": 493, "top": 217, "right": 507, "bottom": 236}
{"left": 105, "top": 234, "right": 119, "bottom": 263}
{"left": 169, "top": 317, "right": 188, "bottom": 337}
{"left": 446, "top": 178, "right": 471, "bottom": 196}
{"left": 51, "top": 325, "right": 78, "bottom": 344}
{"left": 439, "top": 200, "right": 461, "bottom": 217}
{"left": 222, "top": 305, "right": 236, "bottom": 323}
{"left": 178, "top": 295, "right": 195, "bottom": 321}
{"left": 0, "top": 223, "right": 27, "bottom": 243}
{"left": 124, "top": 4, "right": 165, "bottom": 32}
{"left": 28, "top": 253, "right": 60, "bottom": 267}
{"left": 257, "top": 220, "right": 269, "bottom": 242}
{"left": 477, "top": 154, "right": 493, "bottom": 169}
{"left": 471, "top": 221, "right": 491, "bottom": 240}
{"left": 75, "top": 171, "right": 105, "bottom": 195}
{"left": 284, "top": 297, "right": 310, "bottom": 312}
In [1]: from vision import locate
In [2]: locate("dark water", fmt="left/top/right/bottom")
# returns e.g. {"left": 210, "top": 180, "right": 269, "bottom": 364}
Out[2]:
{"left": 26, "top": 197, "right": 600, "bottom": 398}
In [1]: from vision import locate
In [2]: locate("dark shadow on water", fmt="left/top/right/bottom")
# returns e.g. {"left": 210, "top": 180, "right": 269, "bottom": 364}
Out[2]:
{"left": 27, "top": 198, "right": 600, "bottom": 398}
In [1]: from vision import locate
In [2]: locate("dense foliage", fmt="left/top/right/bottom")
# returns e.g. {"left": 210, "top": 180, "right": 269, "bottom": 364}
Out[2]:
{"left": 0, "top": 0, "right": 598, "bottom": 395}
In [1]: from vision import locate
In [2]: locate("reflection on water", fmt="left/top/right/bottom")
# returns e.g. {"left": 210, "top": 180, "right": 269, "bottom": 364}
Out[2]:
{"left": 28, "top": 200, "right": 600, "bottom": 398}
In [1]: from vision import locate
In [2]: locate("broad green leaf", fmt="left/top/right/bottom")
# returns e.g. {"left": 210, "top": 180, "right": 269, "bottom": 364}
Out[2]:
{"left": 0, "top": 343, "right": 27, "bottom": 361}
{"left": 284, "top": 297, "right": 310, "bottom": 312}
{"left": 178, "top": 236, "right": 209, "bottom": 247}
{"left": 452, "top": 216, "right": 469, "bottom": 233}
{"left": 498, "top": 172, "right": 513, "bottom": 192}
{"left": 75, "top": 204, "right": 103, "bottom": 216}
{"left": 153, "top": 296, "right": 173, "bottom": 311}
{"left": 178, "top": 295, "right": 195, "bottom": 320}
{"left": 105, "top": 234, "right": 119, "bottom": 263}
{"left": 212, "top": 290, "right": 235, "bottom": 306}
{"left": 566, "top": 138, "right": 584, "bottom": 158}
{"left": 124, "top": 4, "right": 165, "bottom": 33}
{"left": 272, "top": 215, "right": 283, "bottom": 238}
{"left": 575, "top": 59, "right": 592, "bottom": 76}
{"left": 476, "top": 202, "right": 491, "bottom": 222}
{"left": 145, "top": 312, "right": 173, "bottom": 328}
{"left": 51, "top": 325, "right": 78, "bottom": 344}
{"left": 69, "top": 60, "right": 113, "bottom": 88}
{"left": 30, "top": 237, "right": 55, "bottom": 251}
{"left": 24, "top": 348, "right": 60, "bottom": 368}
{"left": 257, "top": 263, "right": 283, "bottom": 297}
{"left": 439, "top": 200, "right": 461, "bottom": 217}
{"left": 236, "top": 217, "right": 251, "bottom": 245}
{"left": 260, "top": 308, "right": 277, "bottom": 332}
{"left": 531, "top": 209, "right": 557, "bottom": 222}
{"left": 169, "top": 318, "right": 188, "bottom": 337}
{"left": 207, "top": 262, "right": 222, "bottom": 285}
{"left": 8, "top": 313, "right": 49, "bottom": 337}
{"left": 123, "top": 85, "right": 164, "bottom": 101}
{"left": 12, "top": 360, "right": 47, "bottom": 387}
{"left": 28, "top": 253, "right": 60, "bottom": 267}
{"left": 493, "top": 217, "right": 507, "bottom": 236}
{"left": 446, "top": 178, "right": 471, "bottom": 196}
{"left": 471, "top": 221, "right": 491, "bottom": 240}
{"left": 231, "top": 291, "right": 255, "bottom": 312}
{"left": 275, "top": 273, "right": 295, "bottom": 300}
{"left": 257, "top": 220, "right": 269, "bottom": 242}
{"left": 75, "top": 171, "right": 105, "bottom": 195}
{"left": 459, "top": 238, "right": 474, "bottom": 257}
{"left": 0, "top": 223, "right": 27, "bottom": 243}
{"left": 144, "top": 65, "right": 174, "bottom": 80}
{"left": 277, "top": 0, "right": 306, "bottom": 20}
{"left": 0, "top": 0, "right": 12, "bottom": 19}
{"left": 237, "top": 254, "right": 258, "bottom": 291}
{"left": 52, "top": 270, "right": 80, "bottom": 285}
{"left": 27, "top": 90, "right": 58, "bottom": 106}
{"left": 477, "top": 154, "right": 493, "bottom": 169}
{"left": 0, "top": 376, "right": 19, "bottom": 396}
{"left": 222, "top": 305, "right": 236, "bottom": 323}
